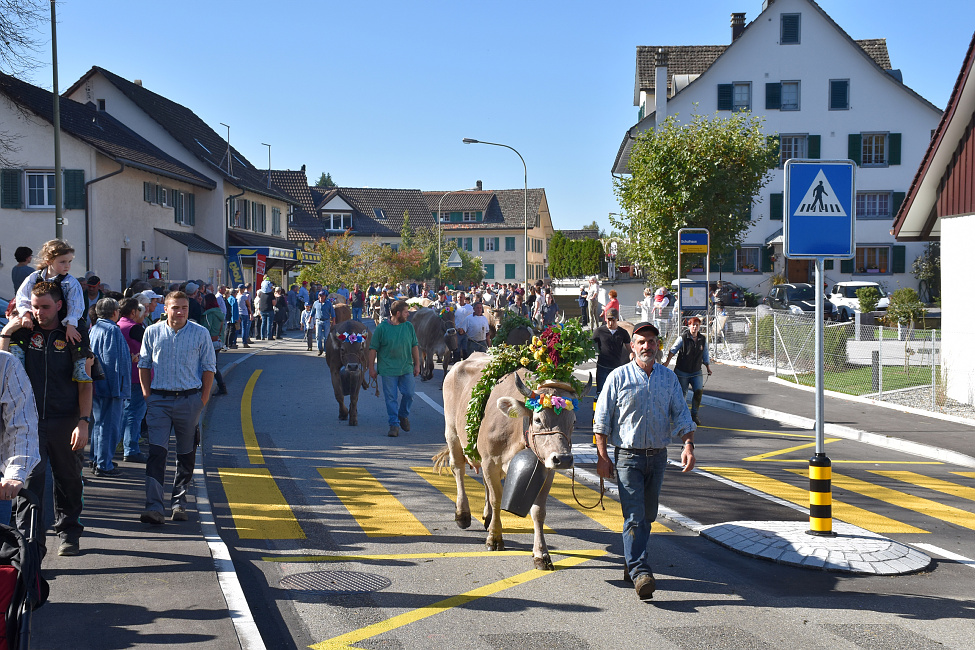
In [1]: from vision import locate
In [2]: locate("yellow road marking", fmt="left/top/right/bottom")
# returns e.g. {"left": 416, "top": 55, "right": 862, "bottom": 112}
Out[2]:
{"left": 548, "top": 472, "right": 671, "bottom": 533}
{"left": 412, "top": 466, "right": 548, "bottom": 533}
{"left": 308, "top": 550, "right": 606, "bottom": 650}
{"left": 742, "top": 440, "right": 840, "bottom": 462}
{"left": 789, "top": 469, "right": 975, "bottom": 531}
{"left": 240, "top": 370, "right": 265, "bottom": 465}
{"left": 261, "top": 549, "right": 601, "bottom": 562}
{"left": 953, "top": 472, "right": 975, "bottom": 479}
{"left": 704, "top": 467, "right": 927, "bottom": 534}
{"left": 319, "top": 468, "right": 430, "bottom": 537}
{"left": 698, "top": 425, "right": 814, "bottom": 438}
{"left": 217, "top": 468, "right": 305, "bottom": 539}
{"left": 870, "top": 471, "right": 975, "bottom": 502}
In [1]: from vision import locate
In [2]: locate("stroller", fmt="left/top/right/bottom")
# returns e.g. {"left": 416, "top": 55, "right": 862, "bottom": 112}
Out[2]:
{"left": 0, "top": 489, "right": 48, "bottom": 650}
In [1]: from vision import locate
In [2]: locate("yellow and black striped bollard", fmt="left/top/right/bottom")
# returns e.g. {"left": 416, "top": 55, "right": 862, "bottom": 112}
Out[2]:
{"left": 807, "top": 453, "right": 836, "bottom": 537}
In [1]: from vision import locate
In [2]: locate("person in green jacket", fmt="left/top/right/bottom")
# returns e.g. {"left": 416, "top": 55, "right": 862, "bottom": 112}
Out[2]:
{"left": 202, "top": 293, "right": 228, "bottom": 395}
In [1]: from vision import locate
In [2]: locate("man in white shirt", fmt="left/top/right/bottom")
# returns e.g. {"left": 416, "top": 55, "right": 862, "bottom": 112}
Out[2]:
{"left": 465, "top": 302, "right": 490, "bottom": 354}
{"left": 453, "top": 291, "right": 474, "bottom": 361}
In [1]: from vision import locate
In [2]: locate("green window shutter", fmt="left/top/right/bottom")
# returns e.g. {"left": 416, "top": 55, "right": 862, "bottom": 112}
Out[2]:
{"left": 770, "top": 192, "right": 783, "bottom": 221}
{"left": 494, "top": 237, "right": 499, "bottom": 251}
{"left": 187, "top": 193, "right": 195, "bottom": 225}
{"left": 477, "top": 211, "right": 483, "bottom": 221}
{"left": 808, "top": 135, "right": 821, "bottom": 159}
{"left": 506, "top": 236, "right": 515, "bottom": 251}
{"left": 174, "top": 191, "right": 182, "bottom": 223}
{"left": 830, "top": 80, "right": 849, "bottom": 110}
{"left": 717, "top": 84, "right": 733, "bottom": 111}
{"left": 781, "top": 14, "right": 800, "bottom": 43}
{"left": 840, "top": 258, "right": 854, "bottom": 274}
{"left": 479, "top": 237, "right": 484, "bottom": 251}
{"left": 485, "top": 264, "right": 494, "bottom": 279}
{"left": 1, "top": 169, "right": 23, "bottom": 208}
{"left": 505, "top": 264, "right": 515, "bottom": 279}
{"left": 848, "top": 134, "right": 862, "bottom": 166}
{"left": 824, "top": 260, "right": 834, "bottom": 270}
{"left": 888, "top": 133, "right": 902, "bottom": 165}
{"left": 451, "top": 211, "right": 461, "bottom": 223}
{"left": 761, "top": 246, "right": 774, "bottom": 272}
{"left": 891, "top": 191, "right": 905, "bottom": 219}
{"left": 892, "top": 245, "right": 906, "bottom": 273}
{"left": 466, "top": 237, "right": 472, "bottom": 251}
{"left": 766, "top": 83, "right": 782, "bottom": 110}
{"left": 155, "top": 184, "right": 163, "bottom": 204}
{"left": 143, "top": 181, "right": 153, "bottom": 202}
{"left": 63, "top": 169, "right": 85, "bottom": 209}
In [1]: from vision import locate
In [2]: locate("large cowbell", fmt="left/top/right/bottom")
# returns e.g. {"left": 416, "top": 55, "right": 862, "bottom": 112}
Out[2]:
{"left": 501, "top": 448, "right": 546, "bottom": 517}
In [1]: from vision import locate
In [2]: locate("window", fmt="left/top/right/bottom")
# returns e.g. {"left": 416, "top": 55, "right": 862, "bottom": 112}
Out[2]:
{"left": 856, "top": 192, "right": 891, "bottom": 219}
{"left": 733, "top": 82, "right": 751, "bottom": 111}
{"left": 485, "top": 238, "right": 496, "bottom": 252}
{"left": 505, "top": 236, "right": 516, "bottom": 251}
{"left": 373, "top": 208, "right": 385, "bottom": 220}
{"left": 439, "top": 211, "right": 449, "bottom": 222}
{"left": 829, "top": 79, "right": 850, "bottom": 110}
{"left": 26, "top": 172, "right": 56, "bottom": 208}
{"left": 463, "top": 211, "right": 476, "bottom": 222}
{"left": 272, "top": 207, "right": 281, "bottom": 235}
{"left": 781, "top": 14, "right": 800, "bottom": 44}
{"left": 781, "top": 81, "right": 799, "bottom": 110}
{"left": 736, "top": 246, "right": 760, "bottom": 272}
{"left": 779, "top": 135, "right": 807, "bottom": 166}
{"left": 465, "top": 237, "right": 472, "bottom": 252}
{"left": 505, "top": 264, "right": 516, "bottom": 279}
{"left": 861, "top": 133, "right": 887, "bottom": 167}
{"left": 325, "top": 213, "right": 351, "bottom": 230}
{"left": 252, "top": 202, "right": 267, "bottom": 232}
{"left": 484, "top": 263, "right": 495, "bottom": 280}
{"left": 855, "top": 246, "right": 890, "bottom": 273}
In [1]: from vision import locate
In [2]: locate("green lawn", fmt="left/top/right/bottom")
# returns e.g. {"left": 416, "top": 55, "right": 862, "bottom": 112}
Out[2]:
{"left": 870, "top": 328, "right": 936, "bottom": 341}
{"left": 782, "top": 364, "right": 935, "bottom": 396}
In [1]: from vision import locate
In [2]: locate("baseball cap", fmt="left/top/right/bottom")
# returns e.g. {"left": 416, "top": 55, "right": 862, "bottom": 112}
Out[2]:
{"left": 318, "top": 290, "right": 328, "bottom": 297}
{"left": 185, "top": 282, "right": 200, "bottom": 294}
{"left": 140, "top": 289, "right": 163, "bottom": 300}
{"left": 86, "top": 275, "right": 101, "bottom": 286}
{"left": 236, "top": 284, "right": 245, "bottom": 290}
{"left": 605, "top": 308, "right": 619, "bottom": 320}
{"left": 632, "top": 321, "right": 660, "bottom": 337}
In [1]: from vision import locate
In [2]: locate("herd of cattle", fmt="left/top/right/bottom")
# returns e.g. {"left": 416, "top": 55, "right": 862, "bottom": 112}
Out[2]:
{"left": 320, "top": 296, "right": 590, "bottom": 571}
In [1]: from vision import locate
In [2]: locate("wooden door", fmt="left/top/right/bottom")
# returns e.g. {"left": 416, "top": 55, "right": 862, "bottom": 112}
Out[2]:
{"left": 786, "top": 258, "right": 809, "bottom": 283}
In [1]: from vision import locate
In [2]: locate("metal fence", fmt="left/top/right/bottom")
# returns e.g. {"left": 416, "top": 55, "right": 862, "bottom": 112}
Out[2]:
{"left": 704, "top": 306, "right": 958, "bottom": 416}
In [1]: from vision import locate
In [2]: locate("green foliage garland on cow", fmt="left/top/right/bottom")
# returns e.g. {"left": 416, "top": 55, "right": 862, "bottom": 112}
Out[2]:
{"left": 464, "top": 320, "right": 595, "bottom": 461}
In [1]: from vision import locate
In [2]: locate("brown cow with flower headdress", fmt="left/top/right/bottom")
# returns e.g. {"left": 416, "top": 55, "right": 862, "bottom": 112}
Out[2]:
{"left": 325, "top": 320, "right": 371, "bottom": 425}
{"left": 433, "top": 348, "right": 591, "bottom": 570}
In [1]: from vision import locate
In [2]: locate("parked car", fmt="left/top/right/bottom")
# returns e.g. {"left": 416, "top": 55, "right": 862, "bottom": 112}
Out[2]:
{"left": 710, "top": 281, "right": 745, "bottom": 307}
{"left": 829, "top": 281, "right": 889, "bottom": 321}
{"left": 762, "top": 283, "right": 835, "bottom": 320}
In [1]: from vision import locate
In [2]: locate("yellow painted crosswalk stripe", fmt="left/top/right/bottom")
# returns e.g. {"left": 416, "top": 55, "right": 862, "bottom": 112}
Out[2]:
{"left": 412, "top": 467, "right": 544, "bottom": 533}
{"left": 308, "top": 550, "right": 606, "bottom": 650}
{"left": 240, "top": 370, "right": 265, "bottom": 465}
{"left": 742, "top": 440, "right": 840, "bottom": 463}
{"left": 218, "top": 468, "right": 305, "bottom": 539}
{"left": 953, "top": 472, "right": 975, "bottom": 480}
{"left": 705, "top": 467, "right": 926, "bottom": 534}
{"left": 319, "top": 468, "right": 430, "bottom": 537}
{"left": 869, "top": 471, "right": 975, "bottom": 502}
{"left": 548, "top": 472, "right": 671, "bottom": 533}
{"left": 788, "top": 469, "right": 975, "bottom": 531}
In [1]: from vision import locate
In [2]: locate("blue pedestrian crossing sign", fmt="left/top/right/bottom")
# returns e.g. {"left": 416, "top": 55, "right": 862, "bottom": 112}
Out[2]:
{"left": 784, "top": 159, "right": 856, "bottom": 259}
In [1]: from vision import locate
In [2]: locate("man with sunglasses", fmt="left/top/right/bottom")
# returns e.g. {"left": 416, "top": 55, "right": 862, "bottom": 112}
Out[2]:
{"left": 592, "top": 307, "right": 630, "bottom": 396}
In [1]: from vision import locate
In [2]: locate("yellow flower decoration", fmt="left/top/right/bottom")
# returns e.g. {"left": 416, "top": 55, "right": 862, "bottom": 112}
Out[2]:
{"left": 538, "top": 364, "right": 549, "bottom": 373}
{"left": 542, "top": 395, "right": 552, "bottom": 408}
{"left": 519, "top": 356, "right": 531, "bottom": 367}
{"left": 564, "top": 400, "right": 574, "bottom": 411}
{"left": 532, "top": 336, "right": 542, "bottom": 346}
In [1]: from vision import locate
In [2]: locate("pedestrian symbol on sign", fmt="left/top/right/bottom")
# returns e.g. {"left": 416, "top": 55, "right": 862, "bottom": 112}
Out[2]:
{"left": 793, "top": 170, "right": 847, "bottom": 217}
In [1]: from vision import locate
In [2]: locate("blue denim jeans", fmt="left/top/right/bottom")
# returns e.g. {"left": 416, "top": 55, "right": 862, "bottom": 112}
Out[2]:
{"left": 615, "top": 447, "right": 668, "bottom": 580}
{"left": 122, "top": 382, "right": 147, "bottom": 458}
{"left": 381, "top": 373, "right": 415, "bottom": 427}
{"left": 315, "top": 320, "right": 331, "bottom": 352}
{"left": 239, "top": 316, "right": 251, "bottom": 344}
{"left": 91, "top": 395, "right": 125, "bottom": 471}
{"left": 674, "top": 368, "right": 704, "bottom": 414}
{"left": 260, "top": 310, "right": 274, "bottom": 339}
{"left": 352, "top": 307, "right": 362, "bottom": 322}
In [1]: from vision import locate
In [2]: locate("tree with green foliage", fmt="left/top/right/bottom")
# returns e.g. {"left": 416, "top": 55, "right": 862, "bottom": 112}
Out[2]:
{"left": 886, "top": 288, "right": 926, "bottom": 327}
{"left": 855, "top": 286, "right": 881, "bottom": 314}
{"left": 315, "top": 172, "right": 337, "bottom": 188}
{"left": 911, "top": 242, "right": 940, "bottom": 301}
{"left": 581, "top": 220, "right": 606, "bottom": 238}
{"left": 548, "top": 232, "right": 603, "bottom": 278}
{"left": 612, "top": 111, "right": 778, "bottom": 285}
{"left": 400, "top": 210, "right": 414, "bottom": 249}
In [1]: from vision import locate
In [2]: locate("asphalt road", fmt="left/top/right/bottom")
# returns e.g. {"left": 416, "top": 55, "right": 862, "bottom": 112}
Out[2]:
{"left": 202, "top": 336, "right": 975, "bottom": 650}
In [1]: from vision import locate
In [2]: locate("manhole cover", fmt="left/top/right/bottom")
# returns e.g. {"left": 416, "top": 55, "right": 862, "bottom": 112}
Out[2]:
{"left": 279, "top": 570, "right": 391, "bottom": 595}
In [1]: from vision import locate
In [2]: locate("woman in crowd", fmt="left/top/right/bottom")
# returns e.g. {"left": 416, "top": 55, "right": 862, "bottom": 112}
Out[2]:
{"left": 203, "top": 294, "right": 229, "bottom": 395}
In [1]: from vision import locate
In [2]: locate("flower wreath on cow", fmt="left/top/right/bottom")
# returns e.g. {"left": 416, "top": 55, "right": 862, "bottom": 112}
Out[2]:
{"left": 464, "top": 320, "right": 595, "bottom": 462}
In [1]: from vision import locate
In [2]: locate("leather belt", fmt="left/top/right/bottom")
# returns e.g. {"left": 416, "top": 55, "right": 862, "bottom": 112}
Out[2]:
{"left": 617, "top": 446, "right": 667, "bottom": 456}
{"left": 152, "top": 388, "right": 200, "bottom": 397}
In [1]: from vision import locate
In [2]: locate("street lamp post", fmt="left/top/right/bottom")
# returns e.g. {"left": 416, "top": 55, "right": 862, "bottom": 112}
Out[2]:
{"left": 463, "top": 138, "right": 529, "bottom": 290}
{"left": 436, "top": 187, "right": 478, "bottom": 289}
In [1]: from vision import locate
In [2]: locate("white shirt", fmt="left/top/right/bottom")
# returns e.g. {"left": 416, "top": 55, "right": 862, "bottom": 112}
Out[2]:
{"left": 466, "top": 314, "right": 490, "bottom": 342}
{"left": 454, "top": 303, "right": 473, "bottom": 332}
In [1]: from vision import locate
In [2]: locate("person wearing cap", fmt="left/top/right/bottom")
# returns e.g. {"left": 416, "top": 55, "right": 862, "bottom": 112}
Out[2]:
{"left": 592, "top": 307, "right": 630, "bottom": 396}
{"left": 593, "top": 320, "right": 695, "bottom": 600}
{"left": 140, "top": 289, "right": 163, "bottom": 325}
{"left": 84, "top": 275, "right": 103, "bottom": 313}
{"left": 182, "top": 281, "right": 204, "bottom": 325}
{"left": 310, "top": 290, "right": 335, "bottom": 356}
{"left": 663, "top": 315, "right": 711, "bottom": 426}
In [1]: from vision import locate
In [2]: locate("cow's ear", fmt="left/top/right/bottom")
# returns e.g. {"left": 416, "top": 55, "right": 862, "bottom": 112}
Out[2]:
{"left": 496, "top": 396, "right": 529, "bottom": 419}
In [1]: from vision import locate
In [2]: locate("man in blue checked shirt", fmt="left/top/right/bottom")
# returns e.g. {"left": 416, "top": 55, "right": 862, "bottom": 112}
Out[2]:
{"left": 137, "top": 291, "right": 215, "bottom": 525}
{"left": 311, "top": 290, "right": 336, "bottom": 356}
{"left": 594, "top": 320, "right": 696, "bottom": 602}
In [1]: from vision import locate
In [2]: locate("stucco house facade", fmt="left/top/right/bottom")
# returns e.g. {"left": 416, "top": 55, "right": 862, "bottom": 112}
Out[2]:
{"left": 613, "top": 0, "right": 941, "bottom": 297}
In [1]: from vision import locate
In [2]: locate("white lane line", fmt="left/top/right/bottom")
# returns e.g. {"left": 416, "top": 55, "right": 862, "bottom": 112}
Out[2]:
{"left": 912, "top": 544, "right": 975, "bottom": 569}
{"left": 665, "top": 458, "right": 810, "bottom": 515}
{"left": 415, "top": 390, "right": 444, "bottom": 415}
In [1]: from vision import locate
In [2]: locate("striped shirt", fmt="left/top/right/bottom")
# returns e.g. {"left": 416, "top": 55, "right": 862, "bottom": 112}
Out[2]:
{"left": 594, "top": 360, "right": 694, "bottom": 450}
{"left": 138, "top": 319, "right": 216, "bottom": 391}
{"left": 0, "top": 352, "right": 41, "bottom": 483}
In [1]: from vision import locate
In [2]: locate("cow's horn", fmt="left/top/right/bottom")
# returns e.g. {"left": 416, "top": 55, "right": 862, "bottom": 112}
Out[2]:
{"left": 515, "top": 373, "right": 533, "bottom": 397}
{"left": 582, "top": 373, "right": 592, "bottom": 396}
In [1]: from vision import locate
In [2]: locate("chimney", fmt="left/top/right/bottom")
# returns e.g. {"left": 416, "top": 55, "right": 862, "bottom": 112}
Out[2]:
{"left": 476, "top": 180, "right": 482, "bottom": 191}
{"left": 301, "top": 164, "right": 306, "bottom": 173}
{"left": 134, "top": 79, "right": 143, "bottom": 87}
{"left": 731, "top": 13, "right": 746, "bottom": 41}
{"left": 654, "top": 48, "right": 668, "bottom": 123}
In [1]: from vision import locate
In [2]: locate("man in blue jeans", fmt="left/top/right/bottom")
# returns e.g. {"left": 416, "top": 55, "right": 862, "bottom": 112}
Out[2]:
{"left": 593, "top": 321, "right": 695, "bottom": 600}
{"left": 311, "top": 291, "right": 335, "bottom": 356}
{"left": 368, "top": 300, "right": 419, "bottom": 438}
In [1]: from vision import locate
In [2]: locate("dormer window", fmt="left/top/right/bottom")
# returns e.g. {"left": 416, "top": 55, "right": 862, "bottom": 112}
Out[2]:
{"left": 324, "top": 212, "right": 352, "bottom": 231}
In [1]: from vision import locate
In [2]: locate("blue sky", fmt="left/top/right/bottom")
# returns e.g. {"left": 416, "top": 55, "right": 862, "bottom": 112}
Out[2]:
{"left": 25, "top": 0, "right": 975, "bottom": 231}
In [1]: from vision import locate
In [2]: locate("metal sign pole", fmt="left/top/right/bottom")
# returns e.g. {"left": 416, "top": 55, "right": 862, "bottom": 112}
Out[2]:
{"left": 808, "top": 256, "right": 834, "bottom": 536}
